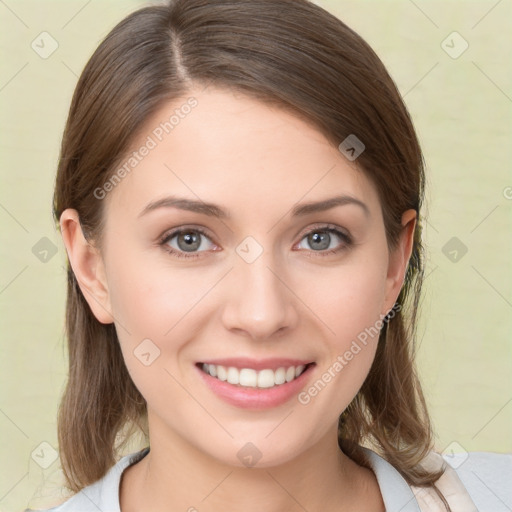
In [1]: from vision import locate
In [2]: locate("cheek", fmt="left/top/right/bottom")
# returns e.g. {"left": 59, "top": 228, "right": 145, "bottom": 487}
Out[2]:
{"left": 298, "top": 265, "right": 385, "bottom": 416}
{"left": 105, "top": 250, "right": 222, "bottom": 389}
{"left": 302, "top": 252, "right": 388, "bottom": 347}
{"left": 106, "top": 256, "right": 205, "bottom": 400}
{"left": 295, "top": 249, "right": 388, "bottom": 410}
{"left": 106, "top": 248, "right": 210, "bottom": 337}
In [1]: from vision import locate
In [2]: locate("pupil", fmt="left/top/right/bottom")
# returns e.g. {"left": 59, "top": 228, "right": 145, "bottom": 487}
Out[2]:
{"left": 178, "top": 232, "right": 200, "bottom": 251}
{"left": 309, "top": 232, "right": 329, "bottom": 250}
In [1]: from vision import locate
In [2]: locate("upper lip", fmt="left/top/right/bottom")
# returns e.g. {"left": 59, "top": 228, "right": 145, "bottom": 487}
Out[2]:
{"left": 198, "top": 358, "right": 315, "bottom": 371}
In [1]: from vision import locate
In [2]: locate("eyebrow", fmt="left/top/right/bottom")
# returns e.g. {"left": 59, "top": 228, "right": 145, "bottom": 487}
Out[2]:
{"left": 138, "top": 194, "right": 370, "bottom": 219}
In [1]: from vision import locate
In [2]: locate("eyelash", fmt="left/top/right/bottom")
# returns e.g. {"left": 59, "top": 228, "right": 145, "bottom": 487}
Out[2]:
{"left": 158, "top": 224, "right": 353, "bottom": 260}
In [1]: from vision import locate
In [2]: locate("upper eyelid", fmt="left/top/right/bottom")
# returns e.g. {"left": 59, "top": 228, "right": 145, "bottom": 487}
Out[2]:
{"left": 298, "top": 222, "right": 350, "bottom": 237}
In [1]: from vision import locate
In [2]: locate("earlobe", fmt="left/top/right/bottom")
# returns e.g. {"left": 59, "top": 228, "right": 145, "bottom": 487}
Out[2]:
{"left": 382, "top": 209, "right": 417, "bottom": 315}
{"left": 59, "top": 209, "right": 114, "bottom": 324}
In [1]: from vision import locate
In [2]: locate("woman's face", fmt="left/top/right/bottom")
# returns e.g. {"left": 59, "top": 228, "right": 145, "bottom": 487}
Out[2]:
{"left": 71, "top": 86, "right": 414, "bottom": 467}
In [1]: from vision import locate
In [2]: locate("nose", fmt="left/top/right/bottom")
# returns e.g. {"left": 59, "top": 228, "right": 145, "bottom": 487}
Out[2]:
{"left": 220, "top": 251, "right": 299, "bottom": 340}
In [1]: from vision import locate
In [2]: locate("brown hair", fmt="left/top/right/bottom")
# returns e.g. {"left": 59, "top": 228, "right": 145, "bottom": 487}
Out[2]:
{"left": 53, "top": 0, "right": 448, "bottom": 507}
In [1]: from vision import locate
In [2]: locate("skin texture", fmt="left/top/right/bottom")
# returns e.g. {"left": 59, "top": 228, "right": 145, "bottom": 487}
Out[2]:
{"left": 60, "top": 86, "right": 416, "bottom": 512}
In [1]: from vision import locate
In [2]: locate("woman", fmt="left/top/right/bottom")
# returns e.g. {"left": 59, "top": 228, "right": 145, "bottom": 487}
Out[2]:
{"left": 36, "top": 0, "right": 482, "bottom": 510}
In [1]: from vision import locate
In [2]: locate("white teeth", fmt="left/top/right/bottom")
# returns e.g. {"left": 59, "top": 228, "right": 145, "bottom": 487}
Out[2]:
{"left": 274, "top": 367, "right": 286, "bottom": 385}
{"left": 200, "top": 363, "right": 309, "bottom": 388}
{"left": 227, "top": 367, "right": 239, "bottom": 385}
{"left": 257, "top": 369, "right": 275, "bottom": 388}
{"left": 239, "top": 368, "right": 257, "bottom": 387}
{"left": 285, "top": 366, "right": 295, "bottom": 382}
{"left": 216, "top": 365, "right": 227, "bottom": 381}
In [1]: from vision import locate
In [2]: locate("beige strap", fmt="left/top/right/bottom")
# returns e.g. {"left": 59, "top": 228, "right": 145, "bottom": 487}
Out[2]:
{"left": 411, "top": 451, "right": 478, "bottom": 511}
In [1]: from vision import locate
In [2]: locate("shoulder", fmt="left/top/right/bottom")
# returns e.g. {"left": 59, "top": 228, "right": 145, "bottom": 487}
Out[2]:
{"left": 412, "top": 450, "right": 512, "bottom": 512}
{"left": 25, "top": 448, "right": 149, "bottom": 512}
{"left": 445, "top": 451, "right": 512, "bottom": 511}
{"left": 25, "top": 489, "right": 103, "bottom": 512}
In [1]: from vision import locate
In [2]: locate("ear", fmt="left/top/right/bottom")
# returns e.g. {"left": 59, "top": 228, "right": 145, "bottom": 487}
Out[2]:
{"left": 382, "top": 209, "right": 417, "bottom": 316}
{"left": 59, "top": 209, "right": 114, "bottom": 324}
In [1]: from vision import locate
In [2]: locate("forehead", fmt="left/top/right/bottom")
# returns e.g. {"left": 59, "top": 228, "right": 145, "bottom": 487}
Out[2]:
{"left": 104, "top": 87, "right": 379, "bottom": 220}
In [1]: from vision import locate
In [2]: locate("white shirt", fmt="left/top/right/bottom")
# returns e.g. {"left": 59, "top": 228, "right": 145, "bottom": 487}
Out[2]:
{"left": 28, "top": 447, "right": 512, "bottom": 512}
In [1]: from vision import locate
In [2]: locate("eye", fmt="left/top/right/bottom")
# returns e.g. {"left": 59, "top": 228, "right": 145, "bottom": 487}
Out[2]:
{"left": 159, "top": 227, "right": 217, "bottom": 259}
{"left": 159, "top": 224, "right": 352, "bottom": 260}
{"left": 296, "top": 225, "right": 352, "bottom": 256}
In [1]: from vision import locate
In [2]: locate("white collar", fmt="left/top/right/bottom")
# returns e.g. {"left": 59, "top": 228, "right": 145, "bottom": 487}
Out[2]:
{"left": 80, "top": 446, "right": 423, "bottom": 511}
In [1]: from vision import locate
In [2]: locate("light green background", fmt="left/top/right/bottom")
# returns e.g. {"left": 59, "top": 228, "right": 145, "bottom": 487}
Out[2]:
{"left": 1, "top": 1, "right": 511, "bottom": 511}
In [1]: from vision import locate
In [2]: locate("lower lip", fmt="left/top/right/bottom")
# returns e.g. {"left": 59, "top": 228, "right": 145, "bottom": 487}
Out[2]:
{"left": 195, "top": 363, "right": 316, "bottom": 410}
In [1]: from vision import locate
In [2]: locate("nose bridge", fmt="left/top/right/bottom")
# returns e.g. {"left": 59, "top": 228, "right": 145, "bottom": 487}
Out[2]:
{"left": 221, "top": 242, "right": 297, "bottom": 339}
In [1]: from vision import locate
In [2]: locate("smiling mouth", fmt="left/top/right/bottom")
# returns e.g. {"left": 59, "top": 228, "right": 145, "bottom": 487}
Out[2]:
{"left": 197, "top": 362, "right": 316, "bottom": 389}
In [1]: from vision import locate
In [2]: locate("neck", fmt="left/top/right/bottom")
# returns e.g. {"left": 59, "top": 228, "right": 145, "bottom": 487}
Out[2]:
{"left": 120, "top": 415, "right": 384, "bottom": 512}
